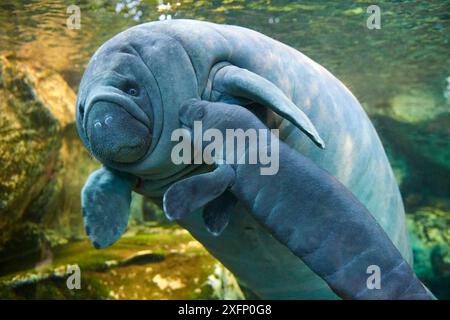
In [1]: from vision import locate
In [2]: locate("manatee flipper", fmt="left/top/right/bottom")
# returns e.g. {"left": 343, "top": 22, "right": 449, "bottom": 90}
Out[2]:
{"left": 209, "top": 64, "right": 325, "bottom": 148}
{"left": 81, "top": 167, "right": 136, "bottom": 249}
{"left": 163, "top": 165, "right": 235, "bottom": 221}
{"left": 203, "top": 191, "right": 237, "bottom": 236}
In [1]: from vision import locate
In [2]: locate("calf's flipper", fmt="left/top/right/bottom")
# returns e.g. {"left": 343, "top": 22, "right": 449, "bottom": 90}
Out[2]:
{"left": 163, "top": 165, "right": 235, "bottom": 221}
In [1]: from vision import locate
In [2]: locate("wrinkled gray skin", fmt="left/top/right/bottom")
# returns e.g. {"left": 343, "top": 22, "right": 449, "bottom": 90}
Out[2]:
{"left": 76, "top": 20, "right": 431, "bottom": 299}
{"left": 163, "top": 99, "right": 431, "bottom": 299}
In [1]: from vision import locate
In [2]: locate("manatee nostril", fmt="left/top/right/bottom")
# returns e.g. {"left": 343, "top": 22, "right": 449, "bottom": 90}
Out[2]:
{"left": 79, "top": 105, "right": 85, "bottom": 119}
{"left": 94, "top": 121, "right": 102, "bottom": 129}
{"left": 104, "top": 115, "right": 113, "bottom": 126}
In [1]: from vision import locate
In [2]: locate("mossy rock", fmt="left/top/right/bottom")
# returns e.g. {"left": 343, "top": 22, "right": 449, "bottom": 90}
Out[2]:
{"left": 0, "top": 55, "right": 99, "bottom": 273}
{"left": 0, "top": 56, "right": 61, "bottom": 239}
{"left": 0, "top": 223, "right": 42, "bottom": 275}
{"left": 373, "top": 115, "right": 450, "bottom": 200}
{"left": 407, "top": 207, "right": 450, "bottom": 299}
{"left": 385, "top": 90, "right": 447, "bottom": 123}
{"left": 0, "top": 227, "right": 243, "bottom": 300}
{"left": 142, "top": 198, "right": 168, "bottom": 224}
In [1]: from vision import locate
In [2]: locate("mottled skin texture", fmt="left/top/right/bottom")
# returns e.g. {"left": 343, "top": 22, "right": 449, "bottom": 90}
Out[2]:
{"left": 77, "top": 20, "right": 423, "bottom": 299}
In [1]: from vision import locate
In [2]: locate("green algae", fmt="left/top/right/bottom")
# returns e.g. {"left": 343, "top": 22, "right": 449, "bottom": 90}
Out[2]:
{"left": 0, "top": 225, "right": 243, "bottom": 300}
{"left": 407, "top": 207, "right": 450, "bottom": 299}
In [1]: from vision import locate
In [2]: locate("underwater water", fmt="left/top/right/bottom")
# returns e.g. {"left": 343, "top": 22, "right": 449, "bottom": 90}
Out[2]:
{"left": 0, "top": 0, "right": 449, "bottom": 299}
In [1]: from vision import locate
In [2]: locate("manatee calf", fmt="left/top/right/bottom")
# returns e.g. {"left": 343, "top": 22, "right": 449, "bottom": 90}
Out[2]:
{"left": 163, "top": 99, "right": 431, "bottom": 300}
{"left": 76, "top": 19, "right": 433, "bottom": 299}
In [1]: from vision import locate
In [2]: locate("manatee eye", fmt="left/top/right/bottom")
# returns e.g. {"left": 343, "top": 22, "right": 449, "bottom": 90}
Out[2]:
{"left": 127, "top": 87, "right": 139, "bottom": 96}
{"left": 195, "top": 108, "right": 205, "bottom": 119}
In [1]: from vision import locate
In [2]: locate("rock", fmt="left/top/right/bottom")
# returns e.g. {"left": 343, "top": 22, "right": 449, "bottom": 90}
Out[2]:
{"left": 12, "top": 59, "right": 76, "bottom": 128}
{"left": 0, "top": 55, "right": 98, "bottom": 274}
{"left": 0, "top": 223, "right": 42, "bottom": 275}
{"left": 152, "top": 274, "right": 186, "bottom": 291}
{"left": 370, "top": 91, "right": 450, "bottom": 300}
{"left": 407, "top": 207, "right": 450, "bottom": 299}
{"left": 372, "top": 115, "right": 450, "bottom": 200}
{"left": 0, "top": 223, "right": 241, "bottom": 299}
{"left": 0, "top": 55, "right": 61, "bottom": 244}
{"left": 142, "top": 198, "right": 167, "bottom": 223}
{"left": 0, "top": 263, "right": 110, "bottom": 299}
{"left": 206, "top": 263, "right": 244, "bottom": 300}
{"left": 374, "top": 89, "right": 448, "bottom": 123}
{"left": 129, "top": 193, "right": 145, "bottom": 224}
{"left": 120, "top": 250, "right": 166, "bottom": 266}
{"left": 443, "top": 76, "right": 450, "bottom": 103}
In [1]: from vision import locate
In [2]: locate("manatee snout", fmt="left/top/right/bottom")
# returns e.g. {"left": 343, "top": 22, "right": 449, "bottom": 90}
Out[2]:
{"left": 86, "top": 101, "right": 151, "bottom": 163}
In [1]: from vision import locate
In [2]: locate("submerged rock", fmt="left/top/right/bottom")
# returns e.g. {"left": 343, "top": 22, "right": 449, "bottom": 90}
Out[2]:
{"left": 152, "top": 274, "right": 186, "bottom": 291}
{"left": 142, "top": 198, "right": 168, "bottom": 224}
{"left": 0, "top": 55, "right": 61, "bottom": 245}
{"left": 373, "top": 114, "right": 450, "bottom": 200}
{"left": 120, "top": 250, "right": 166, "bottom": 266}
{"left": 0, "top": 228, "right": 240, "bottom": 300}
{"left": 0, "top": 55, "right": 98, "bottom": 274}
{"left": 372, "top": 89, "right": 448, "bottom": 123}
{"left": 369, "top": 98, "right": 449, "bottom": 299}
{"left": 389, "top": 90, "right": 447, "bottom": 123}
{"left": 407, "top": 207, "right": 450, "bottom": 299}
{"left": 206, "top": 263, "right": 244, "bottom": 300}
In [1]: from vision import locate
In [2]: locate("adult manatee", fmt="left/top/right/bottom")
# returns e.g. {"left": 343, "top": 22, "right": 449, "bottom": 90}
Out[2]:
{"left": 76, "top": 19, "right": 427, "bottom": 299}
